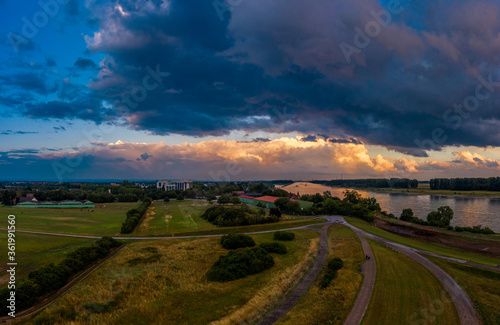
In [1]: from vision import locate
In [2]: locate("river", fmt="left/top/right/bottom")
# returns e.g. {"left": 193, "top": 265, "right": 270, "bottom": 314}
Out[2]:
{"left": 277, "top": 182, "right": 500, "bottom": 232}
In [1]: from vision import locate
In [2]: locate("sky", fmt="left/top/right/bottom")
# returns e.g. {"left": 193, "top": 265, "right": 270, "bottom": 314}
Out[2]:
{"left": 1, "top": 0, "right": 500, "bottom": 181}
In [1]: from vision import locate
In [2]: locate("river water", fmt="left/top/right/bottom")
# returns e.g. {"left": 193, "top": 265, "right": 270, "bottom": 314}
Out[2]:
{"left": 278, "top": 182, "right": 500, "bottom": 232}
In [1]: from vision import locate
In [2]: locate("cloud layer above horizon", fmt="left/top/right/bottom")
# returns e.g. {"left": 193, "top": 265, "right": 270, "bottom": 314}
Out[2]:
{"left": 2, "top": 0, "right": 500, "bottom": 180}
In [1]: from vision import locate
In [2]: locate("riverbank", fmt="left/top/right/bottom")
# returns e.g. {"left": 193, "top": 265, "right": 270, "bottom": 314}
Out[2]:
{"left": 334, "top": 186, "right": 500, "bottom": 199}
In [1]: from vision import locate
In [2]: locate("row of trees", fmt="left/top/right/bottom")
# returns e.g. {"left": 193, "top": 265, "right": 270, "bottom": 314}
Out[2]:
{"left": 200, "top": 205, "right": 280, "bottom": 227}
{"left": 430, "top": 177, "right": 500, "bottom": 191}
{"left": 120, "top": 198, "right": 152, "bottom": 234}
{"left": 281, "top": 190, "right": 379, "bottom": 223}
{"left": 0, "top": 237, "right": 121, "bottom": 316}
{"left": 399, "top": 207, "right": 495, "bottom": 234}
{"left": 320, "top": 178, "right": 418, "bottom": 189}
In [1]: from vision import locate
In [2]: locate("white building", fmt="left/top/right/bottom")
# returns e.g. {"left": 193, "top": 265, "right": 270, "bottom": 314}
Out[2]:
{"left": 156, "top": 180, "right": 193, "bottom": 191}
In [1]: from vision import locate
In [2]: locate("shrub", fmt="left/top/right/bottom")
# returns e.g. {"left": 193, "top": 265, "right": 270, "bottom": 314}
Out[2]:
{"left": 206, "top": 247, "right": 274, "bottom": 282}
{"left": 274, "top": 231, "right": 295, "bottom": 241}
{"left": 260, "top": 242, "right": 287, "bottom": 255}
{"left": 328, "top": 257, "right": 343, "bottom": 271}
{"left": 320, "top": 270, "right": 338, "bottom": 289}
{"left": 220, "top": 234, "right": 256, "bottom": 249}
{"left": 321, "top": 258, "right": 344, "bottom": 289}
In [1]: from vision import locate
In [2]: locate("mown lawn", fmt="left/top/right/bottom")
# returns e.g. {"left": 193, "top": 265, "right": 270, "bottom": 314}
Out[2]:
{"left": 132, "top": 200, "right": 326, "bottom": 236}
{"left": 0, "top": 233, "right": 95, "bottom": 286}
{"left": 0, "top": 203, "right": 137, "bottom": 236}
{"left": 344, "top": 216, "right": 500, "bottom": 266}
{"left": 429, "top": 257, "right": 500, "bottom": 325}
{"left": 277, "top": 225, "right": 365, "bottom": 325}
{"left": 363, "top": 240, "right": 459, "bottom": 325}
{"left": 133, "top": 200, "right": 216, "bottom": 236}
{"left": 23, "top": 230, "right": 319, "bottom": 324}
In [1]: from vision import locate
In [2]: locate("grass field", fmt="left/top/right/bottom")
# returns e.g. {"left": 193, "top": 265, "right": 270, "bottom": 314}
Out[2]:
{"left": 429, "top": 257, "right": 500, "bottom": 325}
{"left": 131, "top": 200, "right": 326, "bottom": 237}
{"left": 277, "top": 225, "right": 365, "bottom": 325}
{"left": 0, "top": 203, "right": 137, "bottom": 236}
{"left": 23, "top": 230, "right": 319, "bottom": 324}
{"left": 134, "top": 200, "right": 216, "bottom": 236}
{"left": 362, "top": 240, "right": 459, "bottom": 325}
{"left": 344, "top": 216, "right": 500, "bottom": 266}
{"left": 0, "top": 233, "right": 95, "bottom": 286}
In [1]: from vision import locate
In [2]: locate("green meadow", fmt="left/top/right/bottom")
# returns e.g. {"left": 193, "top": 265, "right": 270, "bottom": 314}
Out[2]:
{"left": 132, "top": 200, "right": 326, "bottom": 237}
{"left": 0, "top": 232, "right": 95, "bottom": 286}
{"left": 363, "top": 240, "right": 459, "bottom": 325}
{"left": 344, "top": 216, "right": 500, "bottom": 266}
{"left": 0, "top": 203, "right": 137, "bottom": 236}
{"left": 429, "top": 257, "right": 500, "bottom": 325}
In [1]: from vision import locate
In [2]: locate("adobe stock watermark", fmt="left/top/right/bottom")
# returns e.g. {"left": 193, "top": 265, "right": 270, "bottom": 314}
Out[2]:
{"left": 113, "top": 65, "right": 170, "bottom": 113}
{"left": 7, "top": 0, "right": 70, "bottom": 53}
{"left": 209, "top": 161, "right": 242, "bottom": 182}
{"left": 340, "top": 0, "right": 406, "bottom": 64}
{"left": 213, "top": 0, "right": 243, "bottom": 22}
{"left": 414, "top": 73, "right": 500, "bottom": 153}
{"left": 52, "top": 65, "right": 169, "bottom": 181}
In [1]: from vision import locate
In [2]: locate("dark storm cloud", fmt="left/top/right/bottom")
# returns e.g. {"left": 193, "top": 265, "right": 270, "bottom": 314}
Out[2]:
{"left": 11, "top": 0, "right": 500, "bottom": 156}
{"left": 301, "top": 135, "right": 318, "bottom": 142}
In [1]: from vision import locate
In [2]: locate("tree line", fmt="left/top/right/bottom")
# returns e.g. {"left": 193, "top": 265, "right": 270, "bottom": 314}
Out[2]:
{"left": 120, "top": 198, "right": 152, "bottom": 234}
{"left": 0, "top": 237, "right": 121, "bottom": 316}
{"left": 430, "top": 177, "right": 500, "bottom": 191}
{"left": 317, "top": 178, "right": 419, "bottom": 189}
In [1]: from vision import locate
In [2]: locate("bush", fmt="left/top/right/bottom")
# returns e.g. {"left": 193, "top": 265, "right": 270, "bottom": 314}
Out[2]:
{"left": 176, "top": 194, "right": 184, "bottom": 201}
{"left": 164, "top": 197, "right": 170, "bottom": 203}
{"left": 328, "top": 257, "right": 343, "bottom": 271}
{"left": 321, "top": 257, "right": 344, "bottom": 289}
{"left": 260, "top": 242, "right": 287, "bottom": 255}
{"left": 206, "top": 247, "right": 274, "bottom": 282}
{"left": 273, "top": 231, "right": 295, "bottom": 241}
{"left": 320, "top": 270, "right": 337, "bottom": 289}
{"left": 220, "top": 234, "right": 256, "bottom": 250}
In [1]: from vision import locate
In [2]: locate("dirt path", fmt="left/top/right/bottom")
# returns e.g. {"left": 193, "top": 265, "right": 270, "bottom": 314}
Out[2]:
{"left": 344, "top": 221, "right": 480, "bottom": 325}
{"left": 257, "top": 224, "right": 329, "bottom": 325}
{"left": 344, "top": 231, "right": 376, "bottom": 325}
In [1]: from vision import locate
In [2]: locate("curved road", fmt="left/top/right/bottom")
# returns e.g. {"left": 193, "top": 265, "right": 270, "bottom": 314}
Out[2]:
{"left": 343, "top": 218, "right": 479, "bottom": 325}
{"left": 344, "top": 230, "right": 376, "bottom": 325}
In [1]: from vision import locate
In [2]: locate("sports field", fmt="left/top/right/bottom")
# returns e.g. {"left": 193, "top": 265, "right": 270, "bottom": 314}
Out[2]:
{"left": 0, "top": 203, "right": 137, "bottom": 236}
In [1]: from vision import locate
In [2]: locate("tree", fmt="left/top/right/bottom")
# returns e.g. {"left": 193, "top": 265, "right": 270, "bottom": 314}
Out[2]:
{"left": 269, "top": 208, "right": 282, "bottom": 220}
{"left": 343, "top": 190, "right": 362, "bottom": 204}
{"left": 1, "top": 190, "right": 16, "bottom": 206}
{"left": 400, "top": 208, "right": 414, "bottom": 222}
{"left": 274, "top": 197, "right": 290, "bottom": 211}
{"left": 217, "top": 194, "right": 231, "bottom": 204}
{"left": 427, "top": 206, "right": 454, "bottom": 227}
{"left": 230, "top": 197, "right": 241, "bottom": 204}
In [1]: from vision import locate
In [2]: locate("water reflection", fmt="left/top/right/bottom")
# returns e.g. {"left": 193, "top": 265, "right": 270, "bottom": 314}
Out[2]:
{"left": 280, "top": 182, "right": 500, "bottom": 232}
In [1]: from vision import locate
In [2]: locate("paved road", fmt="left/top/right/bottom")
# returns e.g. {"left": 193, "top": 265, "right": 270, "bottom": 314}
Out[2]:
{"left": 257, "top": 224, "right": 330, "bottom": 325}
{"left": 344, "top": 231, "right": 376, "bottom": 325}
{"left": 343, "top": 219, "right": 479, "bottom": 325}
